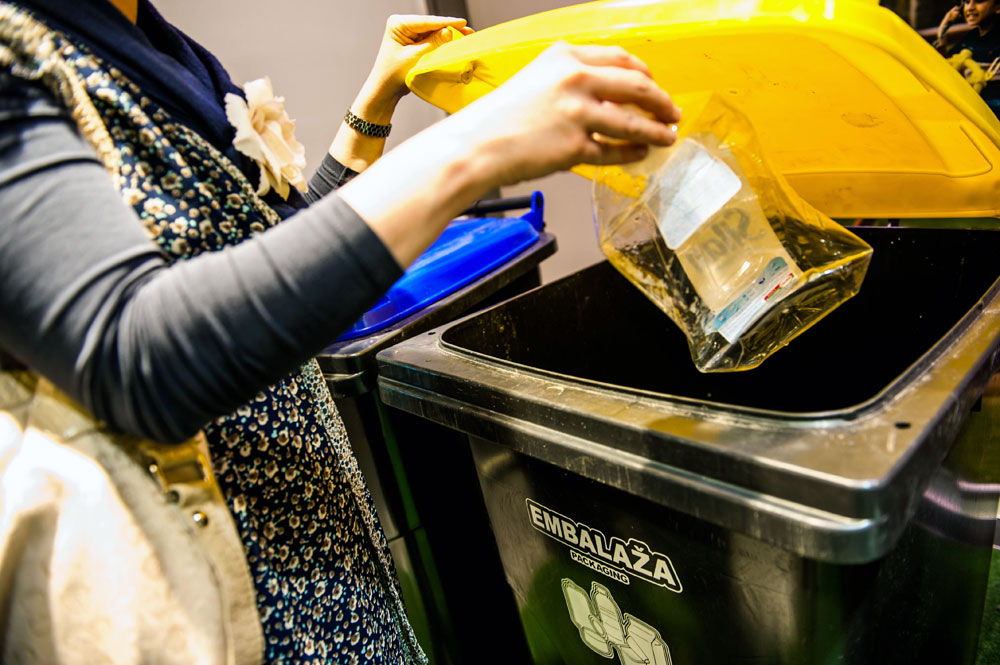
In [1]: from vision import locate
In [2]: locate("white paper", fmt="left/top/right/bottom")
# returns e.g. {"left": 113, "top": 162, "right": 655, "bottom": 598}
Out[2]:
{"left": 654, "top": 140, "right": 742, "bottom": 250}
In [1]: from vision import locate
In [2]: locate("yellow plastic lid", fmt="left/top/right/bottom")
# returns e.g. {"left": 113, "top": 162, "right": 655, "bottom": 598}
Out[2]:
{"left": 407, "top": 0, "right": 1000, "bottom": 219}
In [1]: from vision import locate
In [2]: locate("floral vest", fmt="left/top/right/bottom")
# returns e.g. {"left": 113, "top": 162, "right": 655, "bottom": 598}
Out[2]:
{"left": 0, "top": 5, "right": 425, "bottom": 664}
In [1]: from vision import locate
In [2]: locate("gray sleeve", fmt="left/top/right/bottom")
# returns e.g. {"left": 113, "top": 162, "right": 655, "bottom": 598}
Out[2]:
{"left": 0, "top": 74, "right": 403, "bottom": 444}
{"left": 303, "top": 153, "right": 358, "bottom": 203}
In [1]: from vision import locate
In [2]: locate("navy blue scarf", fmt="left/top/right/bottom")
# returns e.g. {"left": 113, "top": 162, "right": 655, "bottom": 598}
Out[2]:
{"left": 15, "top": 0, "right": 306, "bottom": 216}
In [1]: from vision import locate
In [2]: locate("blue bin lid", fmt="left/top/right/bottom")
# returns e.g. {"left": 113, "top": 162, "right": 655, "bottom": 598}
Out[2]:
{"left": 334, "top": 191, "right": 545, "bottom": 342}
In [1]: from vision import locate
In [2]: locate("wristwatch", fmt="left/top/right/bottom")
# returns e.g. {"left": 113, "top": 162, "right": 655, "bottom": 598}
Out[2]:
{"left": 344, "top": 109, "right": 391, "bottom": 138}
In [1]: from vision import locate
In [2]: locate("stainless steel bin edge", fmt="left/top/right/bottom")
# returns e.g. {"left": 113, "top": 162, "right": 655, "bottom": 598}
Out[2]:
{"left": 377, "top": 282, "right": 1000, "bottom": 563}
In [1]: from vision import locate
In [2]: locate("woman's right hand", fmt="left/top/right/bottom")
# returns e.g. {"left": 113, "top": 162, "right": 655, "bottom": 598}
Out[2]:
{"left": 442, "top": 42, "right": 682, "bottom": 188}
{"left": 339, "top": 42, "right": 681, "bottom": 267}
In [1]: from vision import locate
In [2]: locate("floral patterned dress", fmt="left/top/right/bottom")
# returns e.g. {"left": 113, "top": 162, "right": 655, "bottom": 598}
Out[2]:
{"left": 0, "top": 5, "right": 426, "bottom": 664}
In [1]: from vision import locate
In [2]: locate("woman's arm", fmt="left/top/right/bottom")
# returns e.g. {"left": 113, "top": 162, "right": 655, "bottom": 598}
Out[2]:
{"left": 0, "top": 42, "right": 678, "bottom": 444}
{"left": 327, "top": 15, "right": 473, "bottom": 174}
{"left": 342, "top": 43, "right": 681, "bottom": 267}
{"left": 303, "top": 15, "right": 472, "bottom": 203}
{"left": 0, "top": 74, "right": 402, "bottom": 443}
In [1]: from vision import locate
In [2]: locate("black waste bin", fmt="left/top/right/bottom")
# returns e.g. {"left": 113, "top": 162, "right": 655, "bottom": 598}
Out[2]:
{"left": 320, "top": 195, "right": 551, "bottom": 665}
{"left": 377, "top": 226, "right": 1000, "bottom": 665}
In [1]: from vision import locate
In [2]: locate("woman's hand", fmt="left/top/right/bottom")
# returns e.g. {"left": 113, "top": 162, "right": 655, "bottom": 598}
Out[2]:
{"left": 330, "top": 15, "right": 472, "bottom": 172}
{"left": 442, "top": 42, "right": 682, "bottom": 187}
{"left": 340, "top": 42, "right": 681, "bottom": 267}
{"left": 356, "top": 15, "right": 474, "bottom": 124}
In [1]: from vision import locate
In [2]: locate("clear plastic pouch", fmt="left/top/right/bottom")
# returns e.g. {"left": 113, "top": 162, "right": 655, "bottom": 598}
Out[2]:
{"left": 593, "top": 94, "right": 873, "bottom": 372}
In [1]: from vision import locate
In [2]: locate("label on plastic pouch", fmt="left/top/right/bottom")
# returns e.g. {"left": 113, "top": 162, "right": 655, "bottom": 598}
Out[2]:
{"left": 708, "top": 256, "right": 801, "bottom": 343}
{"left": 655, "top": 139, "right": 742, "bottom": 250}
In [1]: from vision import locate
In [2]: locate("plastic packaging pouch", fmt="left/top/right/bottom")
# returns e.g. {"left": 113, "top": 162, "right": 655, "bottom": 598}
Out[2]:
{"left": 593, "top": 94, "right": 873, "bottom": 372}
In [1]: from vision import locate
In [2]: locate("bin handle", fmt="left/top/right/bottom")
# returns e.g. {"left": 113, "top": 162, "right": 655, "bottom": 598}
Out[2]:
{"left": 460, "top": 191, "right": 545, "bottom": 231}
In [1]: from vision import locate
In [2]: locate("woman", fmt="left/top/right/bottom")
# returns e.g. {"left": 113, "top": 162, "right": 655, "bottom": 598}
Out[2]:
{"left": 0, "top": 0, "right": 680, "bottom": 662}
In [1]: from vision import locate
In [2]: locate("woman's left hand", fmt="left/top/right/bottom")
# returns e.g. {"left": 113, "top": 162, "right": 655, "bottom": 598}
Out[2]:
{"left": 358, "top": 15, "right": 474, "bottom": 122}
{"left": 331, "top": 15, "right": 473, "bottom": 172}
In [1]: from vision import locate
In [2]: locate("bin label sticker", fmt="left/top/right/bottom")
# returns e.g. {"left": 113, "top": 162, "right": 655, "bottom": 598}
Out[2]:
{"left": 570, "top": 550, "right": 632, "bottom": 586}
{"left": 527, "top": 499, "right": 682, "bottom": 593}
{"left": 563, "top": 578, "right": 674, "bottom": 665}
{"left": 654, "top": 138, "right": 742, "bottom": 251}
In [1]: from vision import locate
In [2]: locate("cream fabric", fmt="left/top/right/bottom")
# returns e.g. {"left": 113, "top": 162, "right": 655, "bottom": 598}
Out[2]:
{"left": 0, "top": 369, "right": 263, "bottom": 665}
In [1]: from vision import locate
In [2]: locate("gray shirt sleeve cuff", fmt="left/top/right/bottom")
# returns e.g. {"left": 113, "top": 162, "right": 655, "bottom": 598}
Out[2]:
{"left": 303, "top": 153, "right": 359, "bottom": 204}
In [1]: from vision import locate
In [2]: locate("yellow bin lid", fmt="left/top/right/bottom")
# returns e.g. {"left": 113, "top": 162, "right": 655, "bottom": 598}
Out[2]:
{"left": 407, "top": 0, "right": 1000, "bottom": 220}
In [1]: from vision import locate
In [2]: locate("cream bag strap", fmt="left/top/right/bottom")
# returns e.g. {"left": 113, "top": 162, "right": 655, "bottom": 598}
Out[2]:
{"left": 0, "top": 363, "right": 264, "bottom": 665}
